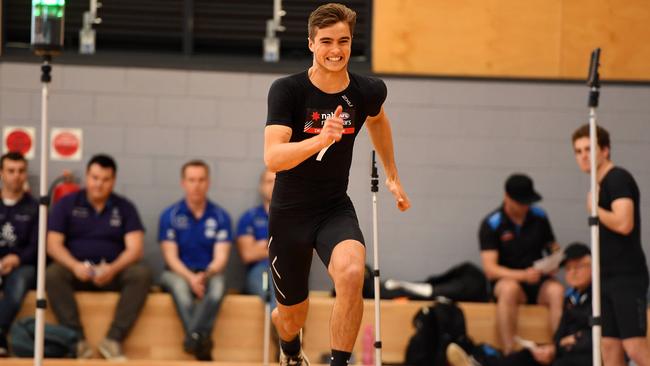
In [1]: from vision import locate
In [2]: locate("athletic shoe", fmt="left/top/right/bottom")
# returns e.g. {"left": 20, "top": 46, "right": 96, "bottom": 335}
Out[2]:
{"left": 194, "top": 333, "right": 213, "bottom": 361}
{"left": 279, "top": 348, "right": 310, "bottom": 366}
{"left": 75, "top": 339, "right": 94, "bottom": 359}
{"left": 0, "top": 334, "right": 9, "bottom": 357}
{"left": 446, "top": 342, "right": 481, "bottom": 366}
{"left": 98, "top": 338, "right": 127, "bottom": 361}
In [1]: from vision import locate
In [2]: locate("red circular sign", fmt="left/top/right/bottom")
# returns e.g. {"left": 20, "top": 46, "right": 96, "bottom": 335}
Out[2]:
{"left": 53, "top": 132, "right": 80, "bottom": 157}
{"left": 6, "top": 130, "right": 32, "bottom": 155}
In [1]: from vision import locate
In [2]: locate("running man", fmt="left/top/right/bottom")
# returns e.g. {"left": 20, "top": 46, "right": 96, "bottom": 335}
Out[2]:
{"left": 264, "top": 3, "right": 410, "bottom": 366}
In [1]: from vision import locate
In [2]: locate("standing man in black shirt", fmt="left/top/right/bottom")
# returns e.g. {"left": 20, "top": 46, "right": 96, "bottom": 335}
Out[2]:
{"left": 479, "top": 174, "right": 564, "bottom": 354}
{"left": 264, "top": 3, "right": 410, "bottom": 366}
{"left": 571, "top": 124, "right": 650, "bottom": 366}
{"left": 0, "top": 152, "right": 38, "bottom": 356}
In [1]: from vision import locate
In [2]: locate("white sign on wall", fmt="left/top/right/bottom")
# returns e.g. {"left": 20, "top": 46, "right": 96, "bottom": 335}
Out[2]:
{"left": 2, "top": 126, "right": 36, "bottom": 159}
{"left": 50, "top": 128, "right": 83, "bottom": 161}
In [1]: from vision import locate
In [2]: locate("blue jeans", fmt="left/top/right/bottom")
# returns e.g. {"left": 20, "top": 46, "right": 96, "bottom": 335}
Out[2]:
{"left": 160, "top": 271, "right": 225, "bottom": 339}
{"left": 245, "top": 261, "right": 276, "bottom": 310}
{"left": 0, "top": 265, "right": 36, "bottom": 333}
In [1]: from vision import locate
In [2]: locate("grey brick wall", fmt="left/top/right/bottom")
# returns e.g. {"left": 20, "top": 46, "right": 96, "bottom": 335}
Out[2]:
{"left": 1, "top": 61, "right": 649, "bottom": 292}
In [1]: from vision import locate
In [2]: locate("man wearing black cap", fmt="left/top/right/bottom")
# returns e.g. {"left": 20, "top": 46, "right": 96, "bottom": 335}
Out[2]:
{"left": 571, "top": 124, "right": 649, "bottom": 366}
{"left": 478, "top": 174, "right": 564, "bottom": 354}
{"left": 448, "top": 242, "right": 593, "bottom": 366}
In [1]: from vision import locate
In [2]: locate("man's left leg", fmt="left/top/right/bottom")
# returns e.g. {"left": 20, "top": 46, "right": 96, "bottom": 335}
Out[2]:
{"left": 536, "top": 279, "right": 564, "bottom": 334}
{"left": 328, "top": 240, "right": 365, "bottom": 365}
{"left": 100, "top": 263, "right": 152, "bottom": 360}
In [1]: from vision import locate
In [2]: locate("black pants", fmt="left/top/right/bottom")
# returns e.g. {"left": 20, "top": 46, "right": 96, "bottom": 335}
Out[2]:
{"left": 45, "top": 262, "right": 152, "bottom": 341}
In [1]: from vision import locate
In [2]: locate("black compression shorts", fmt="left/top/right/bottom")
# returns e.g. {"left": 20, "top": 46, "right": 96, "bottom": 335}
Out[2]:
{"left": 601, "top": 274, "right": 648, "bottom": 339}
{"left": 268, "top": 197, "right": 365, "bottom": 306}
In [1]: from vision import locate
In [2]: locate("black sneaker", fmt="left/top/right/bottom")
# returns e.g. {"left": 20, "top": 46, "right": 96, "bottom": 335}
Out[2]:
{"left": 279, "top": 348, "right": 310, "bottom": 366}
{"left": 194, "top": 333, "right": 213, "bottom": 361}
{"left": 185, "top": 332, "right": 213, "bottom": 361}
{"left": 0, "top": 333, "right": 9, "bottom": 357}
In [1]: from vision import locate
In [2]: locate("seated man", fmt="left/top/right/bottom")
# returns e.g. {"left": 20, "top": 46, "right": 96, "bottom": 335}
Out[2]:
{"left": 0, "top": 152, "right": 38, "bottom": 356}
{"left": 158, "top": 160, "right": 231, "bottom": 361}
{"left": 236, "top": 169, "right": 276, "bottom": 308}
{"left": 479, "top": 174, "right": 564, "bottom": 354}
{"left": 448, "top": 242, "right": 594, "bottom": 366}
{"left": 46, "top": 154, "right": 152, "bottom": 360}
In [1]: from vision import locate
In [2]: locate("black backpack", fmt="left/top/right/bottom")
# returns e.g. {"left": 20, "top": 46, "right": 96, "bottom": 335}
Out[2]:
{"left": 10, "top": 317, "right": 79, "bottom": 358}
{"left": 405, "top": 298, "right": 472, "bottom": 366}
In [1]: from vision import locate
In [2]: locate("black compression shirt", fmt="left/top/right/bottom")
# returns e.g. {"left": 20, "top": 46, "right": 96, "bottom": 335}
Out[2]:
{"left": 266, "top": 71, "right": 387, "bottom": 214}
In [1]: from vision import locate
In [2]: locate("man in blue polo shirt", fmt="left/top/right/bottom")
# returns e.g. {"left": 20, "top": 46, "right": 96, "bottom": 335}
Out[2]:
{"left": 159, "top": 159, "right": 232, "bottom": 361}
{"left": 236, "top": 169, "right": 275, "bottom": 308}
{"left": 0, "top": 152, "right": 38, "bottom": 357}
{"left": 46, "top": 154, "right": 152, "bottom": 360}
{"left": 479, "top": 173, "right": 564, "bottom": 355}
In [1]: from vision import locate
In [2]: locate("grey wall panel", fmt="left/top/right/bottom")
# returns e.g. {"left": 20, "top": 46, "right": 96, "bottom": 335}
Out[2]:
{"left": 2, "top": 61, "right": 649, "bottom": 293}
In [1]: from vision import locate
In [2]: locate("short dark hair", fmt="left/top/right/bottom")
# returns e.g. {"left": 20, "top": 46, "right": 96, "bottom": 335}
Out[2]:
{"left": 87, "top": 154, "right": 117, "bottom": 175}
{"left": 181, "top": 159, "right": 210, "bottom": 178}
{"left": 0, "top": 151, "right": 27, "bottom": 170}
{"left": 572, "top": 124, "right": 611, "bottom": 151}
{"left": 308, "top": 3, "right": 356, "bottom": 40}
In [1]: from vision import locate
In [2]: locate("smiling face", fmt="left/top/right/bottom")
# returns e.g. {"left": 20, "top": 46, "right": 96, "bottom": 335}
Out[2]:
{"left": 308, "top": 21, "right": 352, "bottom": 73}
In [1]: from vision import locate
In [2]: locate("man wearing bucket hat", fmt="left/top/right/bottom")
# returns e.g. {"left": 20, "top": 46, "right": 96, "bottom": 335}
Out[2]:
{"left": 479, "top": 173, "right": 564, "bottom": 354}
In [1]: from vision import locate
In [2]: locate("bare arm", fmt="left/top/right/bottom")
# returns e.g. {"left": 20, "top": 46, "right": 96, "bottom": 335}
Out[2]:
{"left": 598, "top": 197, "right": 634, "bottom": 235}
{"left": 237, "top": 235, "right": 269, "bottom": 264}
{"left": 108, "top": 230, "right": 144, "bottom": 274}
{"left": 264, "top": 106, "right": 344, "bottom": 172}
{"left": 47, "top": 231, "right": 93, "bottom": 282}
{"left": 365, "top": 107, "right": 411, "bottom": 211}
{"left": 481, "top": 250, "right": 528, "bottom": 282}
{"left": 47, "top": 231, "right": 82, "bottom": 271}
{"left": 206, "top": 243, "right": 231, "bottom": 276}
{"left": 161, "top": 241, "right": 196, "bottom": 282}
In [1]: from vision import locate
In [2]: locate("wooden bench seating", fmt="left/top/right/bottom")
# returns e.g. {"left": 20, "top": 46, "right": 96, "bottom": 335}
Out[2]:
{"left": 16, "top": 291, "right": 559, "bottom": 362}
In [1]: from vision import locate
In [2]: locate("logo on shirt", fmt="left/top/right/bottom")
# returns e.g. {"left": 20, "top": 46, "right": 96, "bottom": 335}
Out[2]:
{"left": 110, "top": 208, "right": 122, "bottom": 227}
{"left": 216, "top": 229, "right": 228, "bottom": 242}
{"left": 204, "top": 218, "right": 218, "bottom": 239}
{"left": 166, "top": 228, "right": 176, "bottom": 240}
{"left": 341, "top": 94, "right": 354, "bottom": 108}
{"left": 500, "top": 231, "right": 515, "bottom": 243}
{"left": 14, "top": 214, "right": 31, "bottom": 222}
{"left": 72, "top": 207, "right": 90, "bottom": 218}
{"left": 254, "top": 218, "right": 268, "bottom": 228}
{"left": 173, "top": 214, "right": 189, "bottom": 229}
{"left": 0, "top": 222, "right": 17, "bottom": 247}
{"left": 304, "top": 108, "right": 356, "bottom": 135}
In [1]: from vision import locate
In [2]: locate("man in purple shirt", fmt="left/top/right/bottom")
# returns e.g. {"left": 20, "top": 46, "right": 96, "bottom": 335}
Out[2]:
{"left": 0, "top": 152, "right": 38, "bottom": 357}
{"left": 46, "top": 154, "right": 152, "bottom": 360}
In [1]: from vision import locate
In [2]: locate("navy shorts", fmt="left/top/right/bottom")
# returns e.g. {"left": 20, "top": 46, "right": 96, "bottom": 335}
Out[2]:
{"left": 268, "top": 197, "right": 365, "bottom": 306}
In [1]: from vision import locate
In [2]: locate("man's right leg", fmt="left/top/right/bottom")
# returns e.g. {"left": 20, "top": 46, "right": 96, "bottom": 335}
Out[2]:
{"left": 160, "top": 270, "right": 195, "bottom": 335}
{"left": 601, "top": 337, "right": 626, "bottom": 366}
{"left": 45, "top": 263, "right": 84, "bottom": 336}
{"left": 493, "top": 279, "right": 526, "bottom": 354}
{"left": 272, "top": 299, "right": 310, "bottom": 343}
{"left": 268, "top": 210, "right": 314, "bottom": 364}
